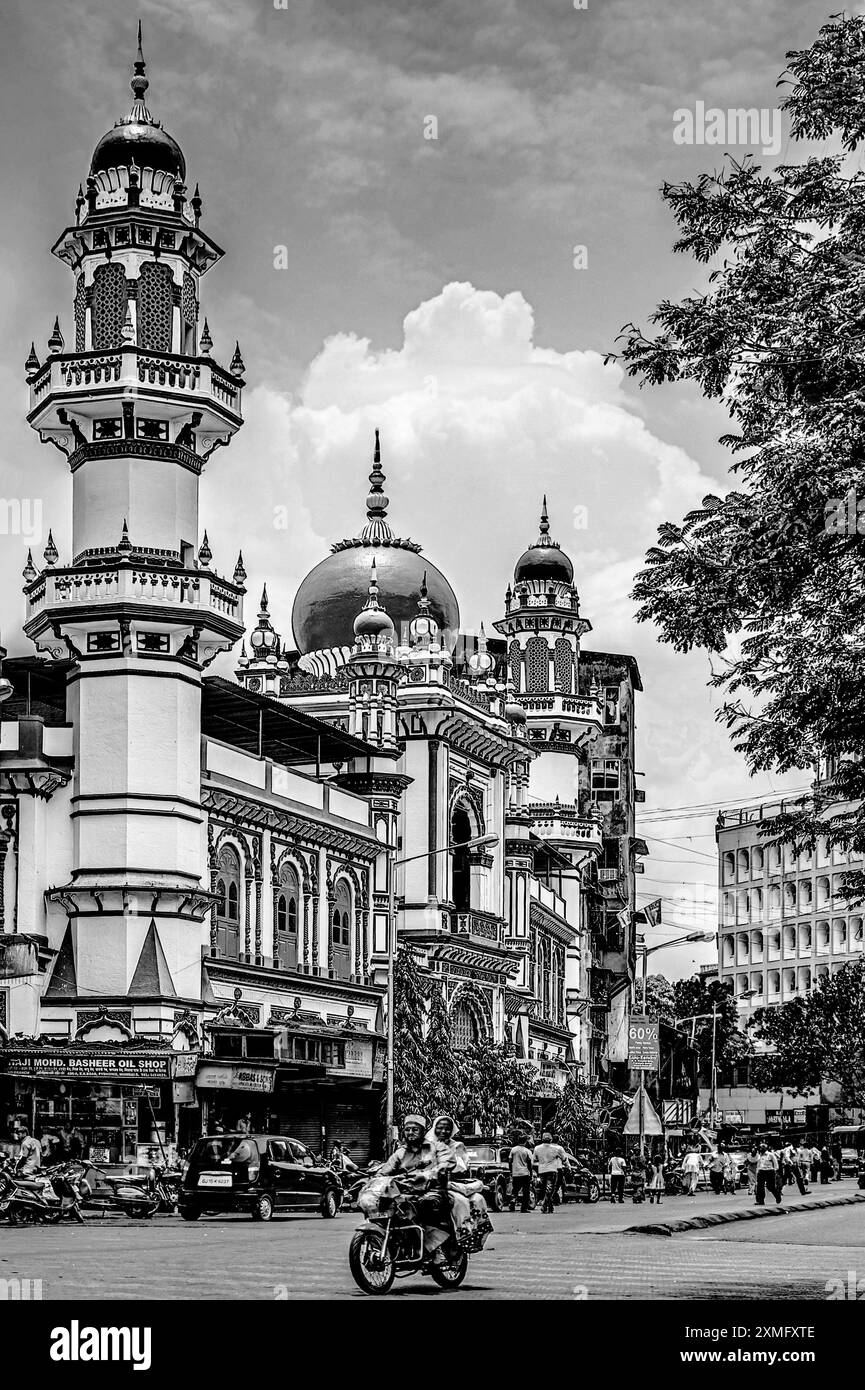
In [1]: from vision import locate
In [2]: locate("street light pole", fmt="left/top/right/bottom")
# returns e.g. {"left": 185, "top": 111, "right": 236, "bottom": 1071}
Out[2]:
{"left": 383, "top": 832, "right": 498, "bottom": 1146}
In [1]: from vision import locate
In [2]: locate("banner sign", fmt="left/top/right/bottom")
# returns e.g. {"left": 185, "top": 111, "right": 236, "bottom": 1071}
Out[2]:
{"left": 171, "top": 1052, "right": 199, "bottom": 1079}
{"left": 195, "top": 1063, "right": 275, "bottom": 1093}
{"left": 627, "top": 1016, "right": 660, "bottom": 1070}
{"left": 1, "top": 1051, "right": 171, "bottom": 1081}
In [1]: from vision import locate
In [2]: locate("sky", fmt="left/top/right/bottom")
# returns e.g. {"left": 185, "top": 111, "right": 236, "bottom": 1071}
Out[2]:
{"left": 0, "top": 0, "right": 834, "bottom": 975}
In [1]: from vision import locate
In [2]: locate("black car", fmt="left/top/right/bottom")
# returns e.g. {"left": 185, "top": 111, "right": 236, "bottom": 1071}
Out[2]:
{"left": 460, "top": 1140, "right": 514, "bottom": 1212}
{"left": 179, "top": 1134, "right": 342, "bottom": 1222}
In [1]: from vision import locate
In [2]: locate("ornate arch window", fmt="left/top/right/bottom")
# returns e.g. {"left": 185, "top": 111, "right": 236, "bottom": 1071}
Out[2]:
{"left": 525, "top": 636, "right": 549, "bottom": 693}
{"left": 137, "top": 262, "right": 174, "bottom": 352}
{"left": 91, "top": 264, "right": 127, "bottom": 350}
{"left": 331, "top": 879, "right": 351, "bottom": 980}
{"left": 276, "top": 863, "right": 300, "bottom": 971}
{"left": 180, "top": 272, "right": 198, "bottom": 354}
{"left": 539, "top": 935, "right": 552, "bottom": 1018}
{"left": 215, "top": 845, "right": 241, "bottom": 959}
{"left": 509, "top": 640, "right": 522, "bottom": 693}
{"left": 553, "top": 638, "right": 572, "bottom": 694}
{"left": 452, "top": 997, "right": 480, "bottom": 1051}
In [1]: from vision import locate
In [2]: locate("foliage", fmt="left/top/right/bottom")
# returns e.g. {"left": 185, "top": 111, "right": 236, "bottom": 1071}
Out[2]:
{"left": 617, "top": 12, "right": 865, "bottom": 904}
{"left": 750, "top": 957, "right": 865, "bottom": 1108}
{"left": 457, "top": 1042, "right": 543, "bottom": 1134}
{"left": 642, "top": 974, "right": 677, "bottom": 1025}
{"left": 423, "top": 981, "right": 463, "bottom": 1120}
{"left": 391, "top": 940, "right": 430, "bottom": 1121}
{"left": 553, "top": 1072, "right": 606, "bottom": 1149}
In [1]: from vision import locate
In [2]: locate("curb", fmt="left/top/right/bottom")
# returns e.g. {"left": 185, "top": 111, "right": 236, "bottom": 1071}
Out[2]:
{"left": 623, "top": 1190, "right": 865, "bottom": 1237}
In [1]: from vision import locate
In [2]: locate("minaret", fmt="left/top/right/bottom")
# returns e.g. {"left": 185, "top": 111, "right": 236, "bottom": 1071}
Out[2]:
{"left": 22, "top": 34, "right": 245, "bottom": 1006}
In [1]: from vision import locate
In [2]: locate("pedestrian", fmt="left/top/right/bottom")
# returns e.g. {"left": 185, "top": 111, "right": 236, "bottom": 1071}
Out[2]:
{"left": 809, "top": 1143, "right": 821, "bottom": 1185}
{"left": 722, "top": 1150, "right": 738, "bottom": 1194}
{"left": 831, "top": 1140, "right": 843, "bottom": 1181}
{"left": 14, "top": 1124, "right": 42, "bottom": 1175}
{"left": 755, "top": 1141, "right": 781, "bottom": 1206}
{"left": 745, "top": 1145, "right": 758, "bottom": 1195}
{"left": 532, "top": 1131, "right": 566, "bottom": 1214}
{"left": 646, "top": 1154, "right": 664, "bottom": 1205}
{"left": 780, "top": 1140, "right": 795, "bottom": 1191}
{"left": 607, "top": 1151, "right": 627, "bottom": 1204}
{"left": 792, "top": 1141, "right": 811, "bottom": 1195}
{"left": 708, "top": 1147, "right": 725, "bottom": 1196}
{"left": 820, "top": 1144, "right": 833, "bottom": 1185}
{"left": 508, "top": 1136, "right": 534, "bottom": 1213}
{"left": 681, "top": 1147, "right": 701, "bottom": 1197}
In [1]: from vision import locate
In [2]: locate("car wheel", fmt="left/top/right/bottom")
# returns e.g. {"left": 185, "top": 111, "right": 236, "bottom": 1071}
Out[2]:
{"left": 585, "top": 1178, "right": 601, "bottom": 1204}
{"left": 320, "top": 1188, "right": 339, "bottom": 1219}
{"left": 180, "top": 1206, "right": 201, "bottom": 1221}
{"left": 489, "top": 1181, "right": 505, "bottom": 1213}
{"left": 252, "top": 1193, "right": 274, "bottom": 1222}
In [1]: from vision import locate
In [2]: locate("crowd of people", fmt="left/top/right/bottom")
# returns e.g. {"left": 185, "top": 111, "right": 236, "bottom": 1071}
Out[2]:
{"left": 671, "top": 1137, "right": 847, "bottom": 1205}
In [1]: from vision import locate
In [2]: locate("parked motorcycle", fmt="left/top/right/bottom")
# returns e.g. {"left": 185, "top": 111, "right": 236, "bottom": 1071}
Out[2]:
{"left": 73, "top": 1162, "right": 158, "bottom": 1219}
{"left": 150, "top": 1161, "right": 183, "bottom": 1214}
{"left": 0, "top": 1157, "right": 85, "bottom": 1225}
{"left": 349, "top": 1186, "right": 485, "bottom": 1295}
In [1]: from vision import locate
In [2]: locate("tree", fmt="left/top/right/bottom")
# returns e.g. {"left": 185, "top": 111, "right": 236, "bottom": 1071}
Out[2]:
{"left": 671, "top": 976, "right": 750, "bottom": 1079}
{"left": 643, "top": 973, "right": 677, "bottom": 1025}
{"left": 391, "top": 940, "right": 429, "bottom": 1120}
{"left": 424, "top": 981, "right": 463, "bottom": 1119}
{"left": 457, "top": 1043, "right": 542, "bottom": 1134}
{"left": 750, "top": 957, "right": 865, "bottom": 1109}
{"left": 553, "top": 1072, "right": 603, "bottom": 1150}
{"left": 617, "top": 12, "right": 865, "bottom": 904}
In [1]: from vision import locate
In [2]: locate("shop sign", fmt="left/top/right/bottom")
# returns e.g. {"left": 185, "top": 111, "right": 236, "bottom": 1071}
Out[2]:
{"left": 627, "top": 1016, "right": 659, "bottom": 1070}
{"left": 195, "top": 1063, "right": 275, "bottom": 1093}
{"left": 334, "top": 1038, "right": 373, "bottom": 1080}
{"left": 1, "top": 1052, "right": 171, "bottom": 1081}
{"left": 171, "top": 1052, "right": 199, "bottom": 1079}
{"left": 722, "top": 1110, "right": 744, "bottom": 1125}
{"left": 372, "top": 1042, "right": 385, "bottom": 1084}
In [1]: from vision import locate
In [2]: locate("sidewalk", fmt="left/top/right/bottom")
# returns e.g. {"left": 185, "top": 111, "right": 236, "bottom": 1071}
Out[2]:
{"left": 617, "top": 1177, "right": 865, "bottom": 1238}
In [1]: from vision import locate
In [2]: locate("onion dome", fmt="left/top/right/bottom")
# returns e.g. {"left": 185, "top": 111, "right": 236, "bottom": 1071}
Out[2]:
{"left": 292, "top": 431, "right": 460, "bottom": 659}
{"left": 467, "top": 624, "right": 496, "bottom": 681}
{"left": 90, "top": 25, "right": 186, "bottom": 181}
{"left": 513, "top": 496, "right": 574, "bottom": 585}
{"left": 250, "top": 585, "right": 279, "bottom": 660}
{"left": 353, "top": 560, "right": 395, "bottom": 643}
{"left": 504, "top": 679, "right": 526, "bottom": 726}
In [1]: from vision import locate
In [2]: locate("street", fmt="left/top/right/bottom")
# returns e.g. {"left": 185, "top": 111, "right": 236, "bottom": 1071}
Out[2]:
{"left": 2, "top": 1183, "right": 863, "bottom": 1301}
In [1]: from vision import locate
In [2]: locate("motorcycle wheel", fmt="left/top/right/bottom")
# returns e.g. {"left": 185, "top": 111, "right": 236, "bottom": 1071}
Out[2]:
{"left": 429, "top": 1250, "right": 469, "bottom": 1289}
{"left": 584, "top": 1178, "right": 601, "bottom": 1204}
{"left": 122, "top": 1201, "right": 157, "bottom": 1220}
{"left": 349, "top": 1230, "right": 395, "bottom": 1295}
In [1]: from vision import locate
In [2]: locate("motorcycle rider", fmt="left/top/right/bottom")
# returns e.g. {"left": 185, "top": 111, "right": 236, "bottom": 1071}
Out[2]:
{"left": 365, "top": 1114, "right": 455, "bottom": 1261}
{"left": 15, "top": 1125, "right": 42, "bottom": 1176}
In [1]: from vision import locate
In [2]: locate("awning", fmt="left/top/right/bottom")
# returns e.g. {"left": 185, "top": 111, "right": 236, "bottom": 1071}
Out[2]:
{"left": 202, "top": 676, "right": 379, "bottom": 768}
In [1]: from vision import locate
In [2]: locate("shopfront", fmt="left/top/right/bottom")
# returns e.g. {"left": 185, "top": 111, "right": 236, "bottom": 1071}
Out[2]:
{"left": 0, "top": 1042, "right": 173, "bottom": 1165}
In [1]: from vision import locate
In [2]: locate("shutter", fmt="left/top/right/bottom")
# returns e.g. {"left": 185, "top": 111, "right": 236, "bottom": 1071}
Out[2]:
{"left": 324, "top": 1096, "right": 376, "bottom": 1165}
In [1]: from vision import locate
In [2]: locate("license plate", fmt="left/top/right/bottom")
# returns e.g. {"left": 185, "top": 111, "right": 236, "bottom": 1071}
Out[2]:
{"left": 198, "top": 1173, "right": 232, "bottom": 1188}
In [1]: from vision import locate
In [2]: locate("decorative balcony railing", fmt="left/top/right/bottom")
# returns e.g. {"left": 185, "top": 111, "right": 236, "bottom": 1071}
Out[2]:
{"left": 449, "top": 910, "right": 504, "bottom": 943}
{"left": 29, "top": 348, "right": 242, "bottom": 420}
{"left": 25, "top": 565, "right": 243, "bottom": 624}
{"left": 529, "top": 805, "right": 603, "bottom": 850}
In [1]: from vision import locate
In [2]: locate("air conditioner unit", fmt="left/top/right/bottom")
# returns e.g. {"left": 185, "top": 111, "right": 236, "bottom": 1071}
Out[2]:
{"left": 598, "top": 868, "right": 618, "bottom": 882}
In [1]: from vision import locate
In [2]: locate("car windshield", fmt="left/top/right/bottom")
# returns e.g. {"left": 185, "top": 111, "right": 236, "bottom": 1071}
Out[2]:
{"left": 189, "top": 1137, "right": 257, "bottom": 1164}
{"left": 464, "top": 1144, "right": 497, "bottom": 1162}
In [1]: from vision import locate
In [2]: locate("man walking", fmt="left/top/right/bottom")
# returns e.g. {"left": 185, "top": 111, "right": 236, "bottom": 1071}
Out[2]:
{"left": 708, "top": 1147, "right": 725, "bottom": 1196}
{"left": 755, "top": 1142, "right": 781, "bottom": 1206}
{"left": 532, "top": 1131, "right": 567, "bottom": 1213}
{"left": 681, "top": 1147, "right": 702, "bottom": 1197}
{"left": 508, "top": 1136, "right": 534, "bottom": 1213}
{"left": 608, "top": 1151, "right": 627, "bottom": 1204}
{"left": 792, "top": 1141, "right": 811, "bottom": 1195}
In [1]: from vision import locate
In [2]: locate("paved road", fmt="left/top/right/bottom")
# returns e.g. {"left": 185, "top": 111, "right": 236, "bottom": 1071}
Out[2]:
{"left": 1, "top": 1183, "right": 861, "bottom": 1301}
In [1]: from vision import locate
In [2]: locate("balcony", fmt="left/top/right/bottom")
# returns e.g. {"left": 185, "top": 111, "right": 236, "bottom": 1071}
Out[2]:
{"left": 515, "top": 692, "right": 603, "bottom": 726}
{"left": 449, "top": 910, "right": 504, "bottom": 944}
{"left": 28, "top": 347, "right": 242, "bottom": 432}
{"left": 529, "top": 803, "right": 603, "bottom": 853}
{"left": 24, "top": 563, "right": 243, "bottom": 629}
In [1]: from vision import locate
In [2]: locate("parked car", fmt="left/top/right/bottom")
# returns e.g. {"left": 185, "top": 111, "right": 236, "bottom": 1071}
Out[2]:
{"left": 179, "top": 1134, "right": 342, "bottom": 1222}
{"left": 459, "top": 1140, "right": 512, "bottom": 1212}
{"left": 557, "top": 1151, "right": 602, "bottom": 1204}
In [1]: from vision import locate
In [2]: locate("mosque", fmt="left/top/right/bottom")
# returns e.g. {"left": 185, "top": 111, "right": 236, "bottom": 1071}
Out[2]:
{"left": 0, "top": 37, "right": 642, "bottom": 1161}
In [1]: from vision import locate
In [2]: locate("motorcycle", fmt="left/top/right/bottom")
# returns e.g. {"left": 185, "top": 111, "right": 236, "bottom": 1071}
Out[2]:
{"left": 344, "top": 1162, "right": 382, "bottom": 1211}
{"left": 73, "top": 1162, "right": 158, "bottom": 1219}
{"left": 151, "top": 1161, "right": 183, "bottom": 1214}
{"left": 857, "top": 1157, "right": 865, "bottom": 1191}
{"left": 349, "top": 1182, "right": 487, "bottom": 1296}
{"left": 0, "top": 1157, "right": 85, "bottom": 1225}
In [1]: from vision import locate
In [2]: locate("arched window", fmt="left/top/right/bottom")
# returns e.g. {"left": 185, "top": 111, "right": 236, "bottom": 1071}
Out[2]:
{"left": 137, "top": 262, "right": 174, "bottom": 352}
{"left": 450, "top": 805, "right": 473, "bottom": 913}
{"left": 331, "top": 880, "right": 351, "bottom": 980}
{"left": 553, "top": 638, "right": 572, "bottom": 694}
{"left": 91, "top": 264, "right": 127, "bottom": 350}
{"left": 452, "top": 998, "right": 479, "bottom": 1051}
{"left": 74, "top": 275, "right": 87, "bottom": 352}
{"left": 180, "top": 271, "right": 198, "bottom": 354}
{"left": 276, "top": 863, "right": 300, "bottom": 971}
{"left": 509, "top": 641, "right": 522, "bottom": 693}
{"left": 525, "top": 637, "right": 549, "bottom": 693}
{"left": 215, "top": 845, "right": 241, "bottom": 959}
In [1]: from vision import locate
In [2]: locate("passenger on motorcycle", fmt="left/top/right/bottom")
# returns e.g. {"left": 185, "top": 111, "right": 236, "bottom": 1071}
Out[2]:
{"left": 426, "top": 1115, "right": 493, "bottom": 1239}
{"left": 360, "top": 1114, "right": 455, "bottom": 1261}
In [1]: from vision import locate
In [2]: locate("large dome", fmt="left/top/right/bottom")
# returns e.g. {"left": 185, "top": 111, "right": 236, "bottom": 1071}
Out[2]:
{"left": 90, "top": 27, "right": 186, "bottom": 182}
{"left": 291, "top": 432, "right": 460, "bottom": 657}
{"left": 514, "top": 497, "right": 574, "bottom": 585}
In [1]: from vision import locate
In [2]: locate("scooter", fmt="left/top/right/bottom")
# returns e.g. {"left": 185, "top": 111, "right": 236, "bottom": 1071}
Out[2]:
{"left": 72, "top": 1161, "right": 158, "bottom": 1219}
{"left": 0, "top": 1157, "right": 85, "bottom": 1225}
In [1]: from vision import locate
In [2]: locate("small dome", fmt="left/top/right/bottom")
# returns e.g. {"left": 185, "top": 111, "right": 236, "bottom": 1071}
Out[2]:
{"left": 513, "top": 497, "right": 574, "bottom": 585}
{"left": 353, "top": 559, "right": 395, "bottom": 642}
{"left": 90, "top": 26, "right": 186, "bottom": 182}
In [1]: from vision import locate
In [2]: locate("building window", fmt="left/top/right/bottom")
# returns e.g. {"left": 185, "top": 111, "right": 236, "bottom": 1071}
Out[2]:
{"left": 590, "top": 759, "right": 620, "bottom": 802}
{"left": 215, "top": 845, "right": 241, "bottom": 959}
{"left": 86, "top": 631, "right": 120, "bottom": 653}
{"left": 74, "top": 275, "right": 87, "bottom": 352}
{"left": 603, "top": 686, "right": 620, "bottom": 725}
{"left": 553, "top": 638, "right": 572, "bottom": 694}
{"left": 137, "top": 262, "right": 173, "bottom": 352}
{"left": 91, "top": 264, "right": 127, "bottom": 350}
{"left": 509, "top": 641, "right": 521, "bottom": 693}
{"left": 525, "top": 636, "right": 549, "bottom": 693}
{"left": 276, "top": 863, "right": 300, "bottom": 971}
{"left": 136, "top": 418, "right": 169, "bottom": 441}
{"left": 93, "top": 418, "right": 122, "bottom": 439}
{"left": 330, "top": 880, "right": 351, "bottom": 980}
{"left": 181, "top": 272, "right": 198, "bottom": 355}
{"left": 451, "top": 998, "right": 479, "bottom": 1051}
{"left": 136, "top": 633, "right": 169, "bottom": 653}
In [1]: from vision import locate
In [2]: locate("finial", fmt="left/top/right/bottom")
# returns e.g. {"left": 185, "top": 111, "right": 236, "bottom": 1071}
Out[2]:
{"left": 129, "top": 19, "right": 152, "bottom": 121}
{"left": 233, "top": 550, "right": 247, "bottom": 585}
{"left": 43, "top": 530, "right": 58, "bottom": 567}
{"left": 418, "top": 571, "right": 429, "bottom": 611}
{"left": 127, "top": 160, "right": 140, "bottom": 207}
{"left": 22, "top": 550, "right": 37, "bottom": 583}
{"left": 118, "top": 519, "right": 132, "bottom": 554}
{"left": 229, "top": 341, "right": 245, "bottom": 377}
{"left": 200, "top": 319, "right": 212, "bottom": 355}
{"left": 198, "top": 531, "right": 212, "bottom": 568}
{"left": 75, "top": 184, "right": 85, "bottom": 222}
{"left": 191, "top": 182, "right": 202, "bottom": 225}
{"left": 367, "top": 557, "right": 379, "bottom": 602}
{"left": 48, "top": 318, "right": 64, "bottom": 354}
{"left": 539, "top": 495, "right": 550, "bottom": 537}
{"left": 259, "top": 584, "right": 269, "bottom": 614}
{"left": 365, "top": 429, "right": 389, "bottom": 520}
{"left": 25, "top": 343, "right": 40, "bottom": 376}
